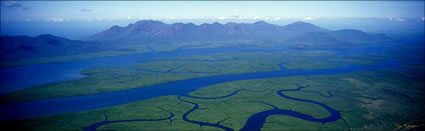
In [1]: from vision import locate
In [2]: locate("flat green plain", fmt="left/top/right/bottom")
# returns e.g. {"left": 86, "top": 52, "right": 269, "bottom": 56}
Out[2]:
{"left": 1, "top": 50, "right": 342, "bottom": 103}
{"left": 2, "top": 68, "right": 424, "bottom": 130}
{"left": 1, "top": 44, "right": 424, "bottom": 130}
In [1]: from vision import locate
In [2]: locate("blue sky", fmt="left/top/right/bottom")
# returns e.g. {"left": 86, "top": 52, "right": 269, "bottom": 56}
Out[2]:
{"left": 1, "top": 1, "right": 424, "bottom": 22}
{"left": 1, "top": 1, "right": 424, "bottom": 39}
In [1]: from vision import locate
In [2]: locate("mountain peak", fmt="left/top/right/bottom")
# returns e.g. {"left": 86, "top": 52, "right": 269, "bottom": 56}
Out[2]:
{"left": 225, "top": 22, "right": 238, "bottom": 25}
{"left": 37, "top": 34, "right": 56, "bottom": 38}
{"left": 333, "top": 29, "right": 364, "bottom": 33}
{"left": 253, "top": 21, "right": 269, "bottom": 25}
{"left": 133, "top": 20, "right": 164, "bottom": 25}
{"left": 283, "top": 21, "right": 328, "bottom": 33}
{"left": 201, "top": 22, "right": 223, "bottom": 27}
{"left": 37, "top": 34, "right": 65, "bottom": 40}
{"left": 129, "top": 20, "right": 167, "bottom": 29}
{"left": 286, "top": 21, "right": 314, "bottom": 27}
{"left": 212, "top": 22, "right": 221, "bottom": 25}
{"left": 171, "top": 22, "right": 196, "bottom": 26}
{"left": 108, "top": 25, "right": 123, "bottom": 32}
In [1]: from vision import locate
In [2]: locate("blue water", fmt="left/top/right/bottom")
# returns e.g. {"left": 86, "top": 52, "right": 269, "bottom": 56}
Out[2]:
{"left": 0, "top": 47, "right": 290, "bottom": 94}
{"left": 240, "top": 85, "right": 341, "bottom": 130}
{"left": 0, "top": 59, "right": 399, "bottom": 121}
{"left": 1, "top": 39, "right": 417, "bottom": 94}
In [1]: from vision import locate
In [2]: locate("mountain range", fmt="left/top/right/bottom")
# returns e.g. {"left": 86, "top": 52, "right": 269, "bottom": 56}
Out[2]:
{"left": 1, "top": 20, "right": 392, "bottom": 64}
{"left": 0, "top": 35, "right": 130, "bottom": 61}
{"left": 87, "top": 20, "right": 390, "bottom": 45}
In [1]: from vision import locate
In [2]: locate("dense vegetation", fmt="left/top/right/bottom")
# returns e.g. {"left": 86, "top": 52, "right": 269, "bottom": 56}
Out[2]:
{"left": 1, "top": 38, "right": 424, "bottom": 130}
{"left": 2, "top": 68, "right": 423, "bottom": 130}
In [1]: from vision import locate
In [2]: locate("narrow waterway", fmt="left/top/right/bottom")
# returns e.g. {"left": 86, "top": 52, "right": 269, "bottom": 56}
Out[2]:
{"left": 0, "top": 58, "right": 399, "bottom": 121}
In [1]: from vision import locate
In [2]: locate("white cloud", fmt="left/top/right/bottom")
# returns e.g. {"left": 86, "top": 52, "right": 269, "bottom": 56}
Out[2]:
{"left": 96, "top": 17, "right": 103, "bottom": 21}
{"left": 182, "top": 16, "right": 198, "bottom": 19}
{"left": 231, "top": 15, "right": 243, "bottom": 19}
{"left": 2, "top": 0, "right": 20, "bottom": 8}
{"left": 2, "top": 0, "right": 30, "bottom": 10}
{"left": 46, "top": 17, "right": 65, "bottom": 22}
{"left": 395, "top": 18, "right": 406, "bottom": 22}
{"left": 422, "top": 17, "right": 425, "bottom": 21}
{"left": 127, "top": 16, "right": 132, "bottom": 20}
{"left": 303, "top": 16, "right": 320, "bottom": 21}
{"left": 167, "top": 16, "right": 178, "bottom": 19}
{"left": 239, "top": 16, "right": 250, "bottom": 19}
{"left": 216, "top": 16, "right": 227, "bottom": 20}
{"left": 388, "top": 17, "right": 407, "bottom": 22}
{"left": 253, "top": 16, "right": 262, "bottom": 20}
{"left": 303, "top": 17, "right": 314, "bottom": 21}
{"left": 157, "top": 16, "right": 204, "bottom": 20}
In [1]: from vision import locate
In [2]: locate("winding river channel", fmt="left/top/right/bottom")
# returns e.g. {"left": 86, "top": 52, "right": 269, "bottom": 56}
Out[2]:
{"left": 82, "top": 86, "right": 340, "bottom": 131}
{"left": 0, "top": 43, "right": 412, "bottom": 130}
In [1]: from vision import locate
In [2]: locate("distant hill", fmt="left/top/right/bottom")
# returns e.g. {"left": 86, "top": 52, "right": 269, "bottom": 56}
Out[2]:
{"left": 284, "top": 29, "right": 391, "bottom": 48}
{"left": 280, "top": 21, "right": 329, "bottom": 36}
{"left": 0, "top": 21, "right": 395, "bottom": 68}
{"left": 329, "top": 29, "right": 391, "bottom": 43}
{"left": 87, "top": 20, "right": 391, "bottom": 48}
{"left": 87, "top": 20, "right": 331, "bottom": 42}
{"left": 0, "top": 34, "right": 127, "bottom": 61}
{"left": 1, "top": 20, "right": 393, "bottom": 63}
{"left": 285, "top": 32, "right": 352, "bottom": 48}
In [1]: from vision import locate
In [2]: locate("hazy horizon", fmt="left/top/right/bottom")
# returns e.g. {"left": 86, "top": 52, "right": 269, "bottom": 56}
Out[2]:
{"left": 1, "top": 1, "right": 424, "bottom": 39}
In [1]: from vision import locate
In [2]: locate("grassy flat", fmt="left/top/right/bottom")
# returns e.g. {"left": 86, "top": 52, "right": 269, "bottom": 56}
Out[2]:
{"left": 2, "top": 68, "right": 423, "bottom": 130}
{"left": 1, "top": 50, "right": 342, "bottom": 103}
